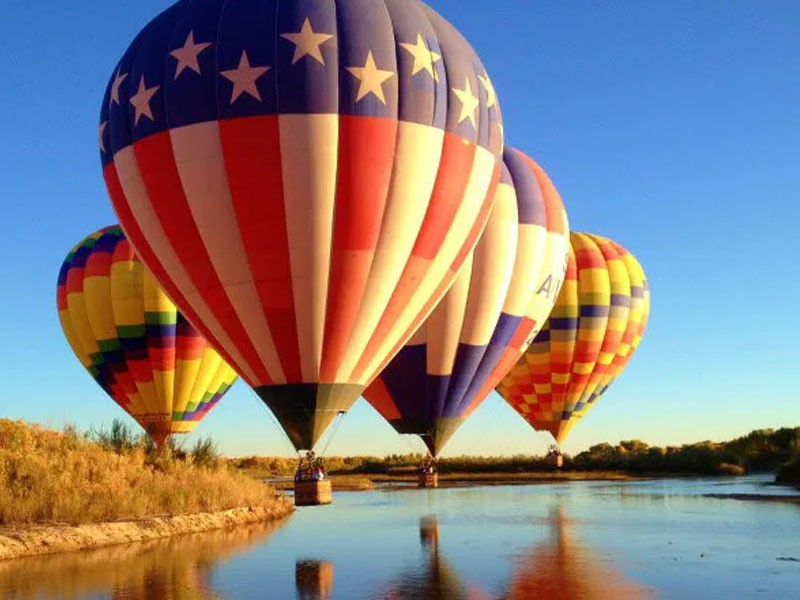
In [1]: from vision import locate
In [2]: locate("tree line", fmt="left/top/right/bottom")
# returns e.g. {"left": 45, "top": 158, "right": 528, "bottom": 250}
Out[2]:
{"left": 232, "top": 426, "right": 800, "bottom": 481}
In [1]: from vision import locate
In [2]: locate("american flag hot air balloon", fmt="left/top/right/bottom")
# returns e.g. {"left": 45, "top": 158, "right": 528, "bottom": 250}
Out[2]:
{"left": 99, "top": 0, "right": 504, "bottom": 451}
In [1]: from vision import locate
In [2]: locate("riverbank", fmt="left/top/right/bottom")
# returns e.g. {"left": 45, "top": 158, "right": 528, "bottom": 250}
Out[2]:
{"left": 0, "top": 419, "right": 294, "bottom": 559}
{"left": 0, "top": 504, "right": 294, "bottom": 561}
{"left": 2, "top": 474, "right": 798, "bottom": 599}
{"left": 0, "top": 520, "right": 288, "bottom": 597}
{"left": 705, "top": 493, "right": 800, "bottom": 505}
{"left": 271, "top": 470, "right": 651, "bottom": 492}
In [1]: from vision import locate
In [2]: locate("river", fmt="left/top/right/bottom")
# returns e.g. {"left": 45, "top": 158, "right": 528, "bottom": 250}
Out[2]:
{"left": 1, "top": 475, "right": 799, "bottom": 599}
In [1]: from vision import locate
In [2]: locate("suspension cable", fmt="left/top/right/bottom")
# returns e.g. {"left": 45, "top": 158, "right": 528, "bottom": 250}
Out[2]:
{"left": 400, "top": 432, "right": 422, "bottom": 456}
{"left": 317, "top": 410, "right": 348, "bottom": 457}
{"left": 246, "top": 387, "right": 297, "bottom": 456}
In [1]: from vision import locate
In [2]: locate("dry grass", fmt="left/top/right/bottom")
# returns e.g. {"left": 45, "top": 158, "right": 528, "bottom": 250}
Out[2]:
{"left": 328, "top": 475, "right": 375, "bottom": 490}
{"left": 0, "top": 419, "right": 288, "bottom": 527}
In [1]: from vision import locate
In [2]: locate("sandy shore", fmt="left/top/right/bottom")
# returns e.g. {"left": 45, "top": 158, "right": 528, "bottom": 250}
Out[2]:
{"left": 0, "top": 501, "right": 294, "bottom": 562}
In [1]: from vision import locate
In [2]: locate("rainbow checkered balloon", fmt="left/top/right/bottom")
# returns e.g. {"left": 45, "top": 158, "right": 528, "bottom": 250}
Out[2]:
{"left": 57, "top": 226, "right": 238, "bottom": 445}
{"left": 497, "top": 232, "right": 650, "bottom": 445}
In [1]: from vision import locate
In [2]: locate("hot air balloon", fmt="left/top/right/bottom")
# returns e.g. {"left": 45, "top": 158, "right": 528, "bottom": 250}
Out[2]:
{"left": 99, "top": 0, "right": 504, "bottom": 468}
{"left": 363, "top": 149, "right": 569, "bottom": 469}
{"left": 497, "top": 232, "right": 650, "bottom": 455}
{"left": 57, "top": 226, "right": 238, "bottom": 446}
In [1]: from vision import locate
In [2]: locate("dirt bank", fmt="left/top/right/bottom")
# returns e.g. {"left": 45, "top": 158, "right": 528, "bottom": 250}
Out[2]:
{"left": 371, "top": 471, "right": 646, "bottom": 484}
{"left": 268, "top": 471, "right": 651, "bottom": 492}
{"left": 0, "top": 502, "right": 294, "bottom": 562}
{"left": 704, "top": 493, "right": 800, "bottom": 505}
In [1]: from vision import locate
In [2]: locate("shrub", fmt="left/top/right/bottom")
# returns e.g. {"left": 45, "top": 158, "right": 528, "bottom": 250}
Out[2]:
{"left": 88, "top": 419, "right": 140, "bottom": 453}
{"left": 776, "top": 457, "right": 800, "bottom": 483}
{"left": 191, "top": 437, "right": 221, "bottom": 468}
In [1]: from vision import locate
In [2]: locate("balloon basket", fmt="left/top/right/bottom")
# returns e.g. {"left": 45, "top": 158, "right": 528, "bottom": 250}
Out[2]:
{"left": 547, "top": 453, "right": 564, "bottom": 468}
{"left": 418, "top": 472, "right": 439, "bottom": 488}
{"left": 294, "top": 479, "right": 333, "bottom": 506}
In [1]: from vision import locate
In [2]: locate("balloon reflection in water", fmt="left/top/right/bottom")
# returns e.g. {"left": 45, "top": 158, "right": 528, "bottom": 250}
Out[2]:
{"left": 0, "top": 520, "right": 287, "bottom": 599}
{"left": 379, "top": 516, "right": 488, "bottom": 600}
{"left": 296, "top": 559, "right": 334, "bottom": 600}
{"left": 500, "top": 507, "right": 651, "bottom": 600}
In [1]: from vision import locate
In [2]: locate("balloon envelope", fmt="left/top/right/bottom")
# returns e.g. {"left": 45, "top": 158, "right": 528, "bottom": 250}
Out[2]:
{"left": 100, "top": 0, "right": 504, "bottom": 450}
{"left": 57, "top": 226, "right": 238, "bottom": 444}
{"left": 497, "top": 232, "right": 650, "bottom": 445}
{"left": 364, "top": 148, "right": 569, "bottom": 456}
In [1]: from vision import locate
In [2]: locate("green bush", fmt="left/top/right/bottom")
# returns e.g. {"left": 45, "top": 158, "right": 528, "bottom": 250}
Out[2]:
{"left": 776, "top": 457, "right": 800, "bottom": 483}
{"left": 190, "top": 436, "right": 221, "bottom": 468}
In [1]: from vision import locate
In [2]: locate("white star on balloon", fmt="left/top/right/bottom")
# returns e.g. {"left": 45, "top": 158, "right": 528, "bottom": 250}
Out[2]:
{"left": 399, "top": 34, "right": 441, "bottom": 80}
{"left": 129, "top": 76, "right": 160, "bottom": 125}
{"left": 220, "top": 51, "right": 271, "bottom": 103}
{"left": 478, "top": 73, "right": 497, "bottom": 108}
{"left": 110, "top": 68, "right": 128, "bottom": 106}
{"left": 99, "top": 121, "right": 108, "bottom": 153}
{"left": 170, "top": 31, "right": 211, "bottom": 79}
{"left": 346, "top": 51, "right": 395, "bottom": 104}
{"left": 281, "top": 19, "right": 334, "bottom": 65}
{"left": 452, "top": 77, "right": 480, "bottom": 128}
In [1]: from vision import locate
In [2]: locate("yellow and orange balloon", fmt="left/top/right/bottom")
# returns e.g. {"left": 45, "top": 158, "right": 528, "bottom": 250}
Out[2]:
{"left": 497, "top": 232, "right": 650, "bottom": 445}
{"left": 57, "top": 226, "right": 238, "bottom": 445}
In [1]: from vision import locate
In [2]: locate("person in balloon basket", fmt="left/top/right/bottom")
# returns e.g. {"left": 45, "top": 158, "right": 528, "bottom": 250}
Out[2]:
{"left": 296, "top": 451, "right": 326, "bottom": 482}
{"left": 295, "top": 452, "right": 311, "bottom": 483}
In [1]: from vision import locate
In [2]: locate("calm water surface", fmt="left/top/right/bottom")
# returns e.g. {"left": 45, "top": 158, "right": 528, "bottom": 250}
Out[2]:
{"left": 2, "top": 475, "right": 799, "bottom": 599}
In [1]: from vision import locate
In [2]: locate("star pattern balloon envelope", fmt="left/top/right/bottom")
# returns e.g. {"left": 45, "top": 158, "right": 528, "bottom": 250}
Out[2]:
{"left": 99, "top": 0, "right": 504, "bottom": 451}
{"left": 497, "top": 232, "right": 650, "bottom": 445}
{"left": 364, "top": 148, "right": 569, "bottom": 456}
{"left": 57, "top": 226, "right": 238, "bottom": 445}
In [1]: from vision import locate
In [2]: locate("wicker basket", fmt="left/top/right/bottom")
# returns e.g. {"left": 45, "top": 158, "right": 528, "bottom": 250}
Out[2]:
{"left": 418, "top": 472, "right": 439, "bottom": 488}
{"left": 547, "top": 453, "right": 564, "bottom": 468}
{"left": 294, "top": 479, "right": 333, "bottom": 506}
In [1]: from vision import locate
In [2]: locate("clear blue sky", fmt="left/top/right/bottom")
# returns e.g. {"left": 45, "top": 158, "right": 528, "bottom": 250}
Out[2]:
{"left": 1, "top": 0, "right": 798, "bottom": 458}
